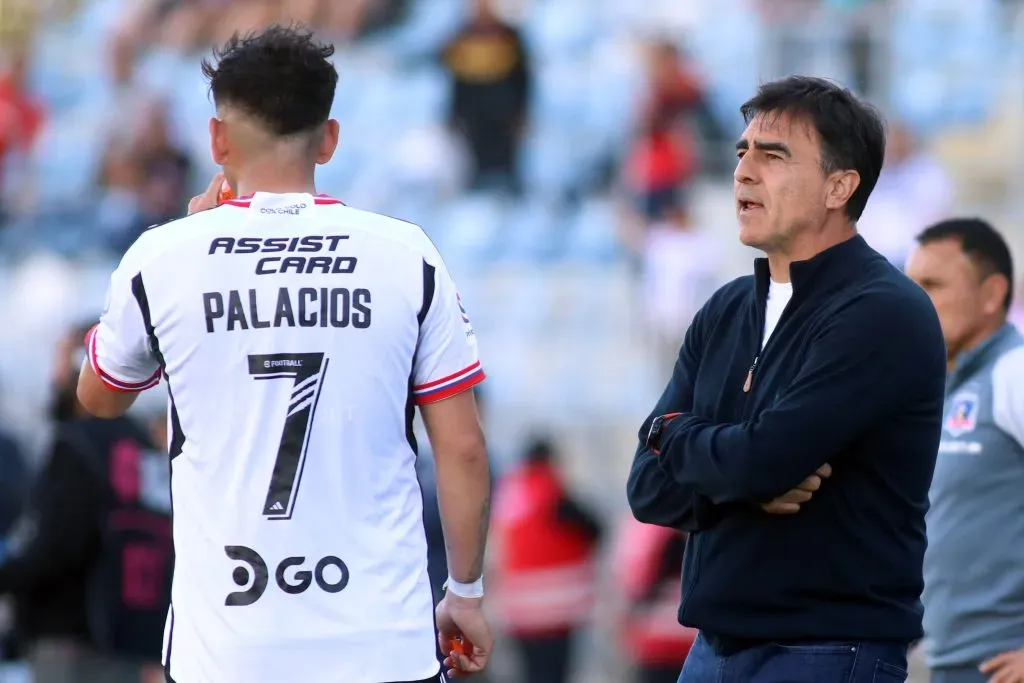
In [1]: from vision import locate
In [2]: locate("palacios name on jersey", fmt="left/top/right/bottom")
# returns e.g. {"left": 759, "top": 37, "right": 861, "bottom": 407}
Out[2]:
{"left": 202, "top": 287, "right": 371, "bottom": 333}
{"left": 204, "top": 235, "right": 371, "bottom": 333}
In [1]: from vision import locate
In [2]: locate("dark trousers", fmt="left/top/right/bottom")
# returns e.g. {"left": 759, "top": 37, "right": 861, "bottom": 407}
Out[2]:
{"left": 511, "top": 632, "right": 574, "bottom": 683}
{"left": 678, "top": 632, "right": 910, "bottom": 683}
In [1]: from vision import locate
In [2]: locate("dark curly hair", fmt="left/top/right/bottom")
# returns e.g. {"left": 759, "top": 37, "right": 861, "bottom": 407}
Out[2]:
{"left": 201, "top": 24, "right": 338, "bottom": 137}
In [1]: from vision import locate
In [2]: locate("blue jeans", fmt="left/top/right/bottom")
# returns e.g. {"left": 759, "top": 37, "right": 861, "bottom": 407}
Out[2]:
{"left": 678, "top": 633, "right": 910, "bottom": 683}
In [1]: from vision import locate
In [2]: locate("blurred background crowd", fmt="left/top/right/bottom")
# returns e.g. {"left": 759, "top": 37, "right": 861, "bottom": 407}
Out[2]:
{"left": 1, "top": 0, "right": 1023, "bottom": 681}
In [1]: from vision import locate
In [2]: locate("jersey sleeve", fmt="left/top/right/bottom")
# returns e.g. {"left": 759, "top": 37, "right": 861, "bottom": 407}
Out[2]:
{"left": 992, "top": 345, "right": 1024, "bottom": 448}
{"left": 412, "top": 259, "right": 485, "bottom": 405}
{"left": 85, "top": 259, "right": 161, "bottom": 393}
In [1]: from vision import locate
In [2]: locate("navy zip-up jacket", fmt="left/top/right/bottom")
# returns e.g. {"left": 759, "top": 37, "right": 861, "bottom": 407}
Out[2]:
{"left": 627, "top": 234, "right": 945, "bottom": 644}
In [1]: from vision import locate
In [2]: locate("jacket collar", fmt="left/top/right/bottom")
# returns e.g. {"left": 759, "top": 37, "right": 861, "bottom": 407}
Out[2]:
{"left": 753, "top": 234, "right": 873, "bottom": 303}
{"left": 947, "top": 322, "right": 1022, "bottom": 394}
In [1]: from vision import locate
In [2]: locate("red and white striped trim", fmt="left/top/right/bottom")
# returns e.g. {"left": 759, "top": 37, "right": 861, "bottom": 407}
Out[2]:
{"left": 222, "top": 193, "right": 344, "bottom": 208}
{"left": 84, "top": 325, "right": 161, "bottom": 393}
{"left": 413, "top": 361, "right": 485, "bottom": 405}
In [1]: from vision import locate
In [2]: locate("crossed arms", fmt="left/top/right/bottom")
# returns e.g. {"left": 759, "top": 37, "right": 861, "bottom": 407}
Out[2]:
{"left": 627, "top": 291, "right": 943, "bottom": 531}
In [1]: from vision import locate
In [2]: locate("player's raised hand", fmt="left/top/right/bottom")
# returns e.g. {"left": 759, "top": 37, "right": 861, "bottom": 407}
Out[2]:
{"left": 187, "top": 172, "right": 227, "bottom": 215}
{"left": 436, "top": 592, "right": 492, "bottom": 677}
{"left": 761, "top": 463, "right": 833, "bottom": 515}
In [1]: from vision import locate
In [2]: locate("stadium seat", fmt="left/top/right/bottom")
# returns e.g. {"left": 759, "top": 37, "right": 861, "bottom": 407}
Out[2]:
{"left": 498, "top": 198, "right": 566, "bottom": 264}
{"left": 564, "top": 198, "right": 623, "bottom": 264}
{"left": 433, "top": 193, "right": 506, "bottom": 269}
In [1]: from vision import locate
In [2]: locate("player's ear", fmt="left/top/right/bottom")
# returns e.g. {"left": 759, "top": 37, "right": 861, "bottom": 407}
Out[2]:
{"left": 316, "top": 119, "right": 340, "bottom": 166}
{"left": 209, "top": 117, "right": 229, "bottom": 166}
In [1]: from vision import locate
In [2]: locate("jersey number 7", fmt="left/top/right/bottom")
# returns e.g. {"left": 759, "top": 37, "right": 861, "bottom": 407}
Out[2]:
{"left": 248, "top": 353, "right": 329, "bottom": 520}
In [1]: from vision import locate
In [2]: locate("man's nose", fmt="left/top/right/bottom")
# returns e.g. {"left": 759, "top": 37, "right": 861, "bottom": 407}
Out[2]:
{"left": 734, "top": 155, "right": 756, "bottom": 185}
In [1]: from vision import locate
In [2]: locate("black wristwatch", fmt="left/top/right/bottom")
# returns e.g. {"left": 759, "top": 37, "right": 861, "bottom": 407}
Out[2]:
{"left": 646, "top": 412, "right": 682, "bottom": 454}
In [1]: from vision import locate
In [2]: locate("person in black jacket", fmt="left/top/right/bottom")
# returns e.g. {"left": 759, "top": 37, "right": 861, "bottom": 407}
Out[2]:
{"left": 0, "top": 322, "right": 172, "bottom": 683}
{"left": 626, "top": 76, "right": 946, "bottom": 683}
{"left": 443, "top": 0, "right": 530, "bottom": 195}
{"left": 0, "top": 427, "right": 26, "bottom": 545}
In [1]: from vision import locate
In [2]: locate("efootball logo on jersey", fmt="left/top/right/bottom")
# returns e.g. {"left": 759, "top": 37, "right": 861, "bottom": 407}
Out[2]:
{"left": 945, "top": 392, "right": 978, "bottom": 437}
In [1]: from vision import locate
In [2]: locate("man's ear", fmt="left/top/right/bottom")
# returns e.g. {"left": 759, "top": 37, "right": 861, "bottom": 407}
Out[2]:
{"left": 316, "top": 119, "right": 340, "bottom": 165}
{"left": 824, "top": 170, "right": 861, "bottom": 212}
{"left": 210, "top": 117, "right": 229, "bottom": 166}
{"left": 980, "top": 273, "right": 1010, "bottom": 317}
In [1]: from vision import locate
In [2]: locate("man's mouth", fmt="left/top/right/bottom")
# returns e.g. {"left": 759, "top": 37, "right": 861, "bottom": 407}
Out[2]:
{"left": 738, "top": 200, "right": 763, "bottom": 212}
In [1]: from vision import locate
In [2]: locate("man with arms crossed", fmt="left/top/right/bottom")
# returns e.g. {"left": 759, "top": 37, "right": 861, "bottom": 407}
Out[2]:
{"left": 627, "top": 76, "right": 946, "bottom": 682}
{"left": 906, "top": 218, "right": 1024, "bottom": 683}
{"left": 75, "top": 25, "right": 492, "bottom": 683}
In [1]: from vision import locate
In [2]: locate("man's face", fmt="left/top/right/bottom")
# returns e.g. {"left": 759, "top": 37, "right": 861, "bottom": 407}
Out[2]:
{"left": 734, "top": 112, "right": 830, "bottom": 252}
{"left": 905, "top": 239, "right": 990, "bottom": 357}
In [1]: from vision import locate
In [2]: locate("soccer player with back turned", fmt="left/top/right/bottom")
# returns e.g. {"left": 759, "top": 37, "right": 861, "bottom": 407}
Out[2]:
{"left": 76, "top": 25, "right": 493, "bottom": 683}
{"left": 628, "top": 76, "right": 947, "bottom": 683}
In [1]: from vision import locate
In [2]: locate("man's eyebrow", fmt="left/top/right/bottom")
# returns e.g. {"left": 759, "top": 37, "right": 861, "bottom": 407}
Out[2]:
{"left": 735, "top": 139, "right": 792, "bottom": 157}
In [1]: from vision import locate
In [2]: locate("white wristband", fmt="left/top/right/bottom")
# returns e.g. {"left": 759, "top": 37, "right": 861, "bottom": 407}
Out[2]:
{"left": 444, "top": 576, "right": 484, "bottom": 598}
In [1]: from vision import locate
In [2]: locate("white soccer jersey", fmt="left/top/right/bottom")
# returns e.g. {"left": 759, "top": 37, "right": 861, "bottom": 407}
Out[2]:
{"left": 87, "top": 192, "right": 484, "bottom": 683}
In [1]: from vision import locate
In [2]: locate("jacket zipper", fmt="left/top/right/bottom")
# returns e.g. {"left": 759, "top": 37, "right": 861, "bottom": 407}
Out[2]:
{"left": 745, "top": 291, "right": 767, "bottom": 394}
{"left": 744, "top": 290, "right": 796, "bottom": 395}
{"left": 742, "top": 356, "right": 759, "bottom": 393}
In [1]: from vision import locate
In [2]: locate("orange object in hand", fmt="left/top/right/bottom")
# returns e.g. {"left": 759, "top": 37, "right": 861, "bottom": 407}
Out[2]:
{"left": 217, "top": 180, "right": 235, "bottom": 204}
{"left": 450, "top": 635, "right": 472, "bottom": 658}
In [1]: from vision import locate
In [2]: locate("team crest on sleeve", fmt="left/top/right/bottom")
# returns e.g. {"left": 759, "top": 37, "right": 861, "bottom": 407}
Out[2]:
{"left": 945, "top": 392, "right": 979, "bottom": 436}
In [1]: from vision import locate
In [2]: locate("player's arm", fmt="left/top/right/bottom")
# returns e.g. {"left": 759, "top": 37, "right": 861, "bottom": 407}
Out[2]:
{"left": 421, "top": 391, "right": 490, "bottom": 584}
{"left": 627, "top": 305, "right": 733, "bottom": 532}
{"left": 656, "top": 291, "right": 946, "bottom": 504}
{"left": 412, "top": 256, "right": 489, "bottom": 588}
{"left": 76, "top": 260, "right": 162, "bottom": 419}
{"left": 78, "top": 359, "right": 140, "bottom": 418}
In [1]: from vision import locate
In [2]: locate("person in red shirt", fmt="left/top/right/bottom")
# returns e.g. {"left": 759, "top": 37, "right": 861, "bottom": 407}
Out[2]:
{"left": 623, "top": 40, "right": 703, "bottom": 223}
{"left": 613, "top": 516, "right": 696, "bottom": 683}
{"left": 490, "top": 438, "right": 604, "bottom": 683}
{"left": 0, "top": 48, "right": 45, "bottom": 222}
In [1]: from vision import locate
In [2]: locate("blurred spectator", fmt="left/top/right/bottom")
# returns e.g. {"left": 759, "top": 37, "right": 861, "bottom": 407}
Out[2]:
{"left": 0, "top": 424, "right": 26, "bottom": 548}
{"left": 490, "top": 437, "right": 604, "bottom": 683}
{"left": 622, "top": 40, "right": 704, "bottom": 225}
{"left": 97, "top": 68, "right": 192, "bottom": 255}
{"left": 443, "top": 0, "right": 531, "bottom": 194}
{"left": 612, "top": 516, "right": 695, "bottom": 683}
{"left": 857, "top": 121, "right": 954, "bottom": 268}
{"left": 322, "top": 0, "right": 410, "bottom": 40}
{"left": 0, "top": 322, "right": 171, "bottom": 683}
{"left": 0, "top": 0, "right": 37, "bottom": 49}
{"left": 637, "top": 198, "right": 721, "bottom": 379}
{"left": 121, "top": 0, "right": 411, "bottom": 51}
{"left": 0, "top": 47, "right": 45, "bottom": 225}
